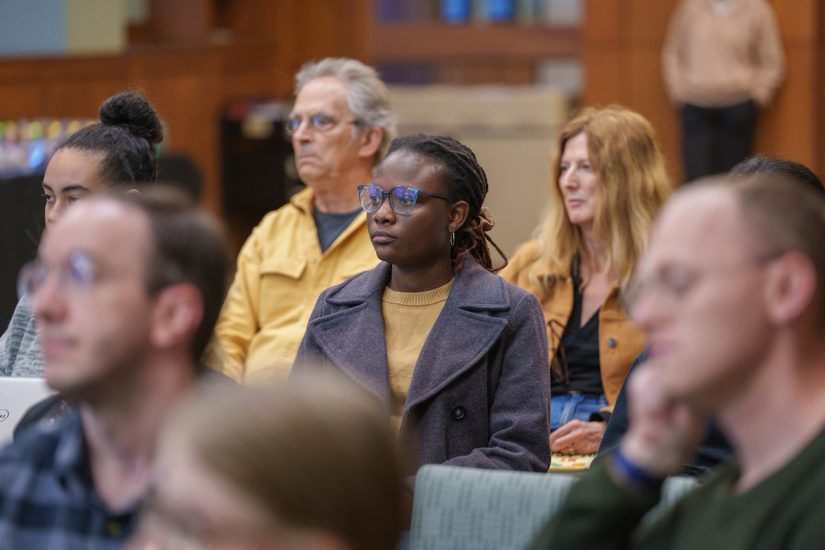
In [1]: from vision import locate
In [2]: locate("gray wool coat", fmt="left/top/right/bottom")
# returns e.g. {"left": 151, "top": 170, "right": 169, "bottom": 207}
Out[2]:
{"left": 294, "top": 259, "right": 551, "bottom": 472}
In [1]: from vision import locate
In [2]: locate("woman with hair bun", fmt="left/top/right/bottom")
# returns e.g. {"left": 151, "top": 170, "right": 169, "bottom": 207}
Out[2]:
{"left": 295, "top": 134, "right": 551, "bottom": 472}
{"left": 0, "top": 91, "right": 163, "bottom": 377}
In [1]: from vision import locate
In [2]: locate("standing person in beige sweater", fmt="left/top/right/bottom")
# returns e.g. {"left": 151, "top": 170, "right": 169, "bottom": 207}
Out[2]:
{"left": 662, "top": 0, "right": 784, "bottom": 182}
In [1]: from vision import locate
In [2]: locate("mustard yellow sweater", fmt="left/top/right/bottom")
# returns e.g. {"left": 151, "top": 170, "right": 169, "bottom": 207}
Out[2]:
{"left": 382, "top": 280, "right": 454, "bottom": 430}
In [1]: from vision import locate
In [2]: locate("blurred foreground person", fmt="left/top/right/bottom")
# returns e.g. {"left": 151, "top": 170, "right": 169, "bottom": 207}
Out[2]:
{"left": 132, "top": 375, "right": 404, "bottom": 550}
{"left": 597, "top": 155, "right": 825, "bottom": 473}
{"left": 533, "top": 176, "right": 825, "bottom": 549}
{"left": 0, "top": 190, "right": 231, "bottom": 548}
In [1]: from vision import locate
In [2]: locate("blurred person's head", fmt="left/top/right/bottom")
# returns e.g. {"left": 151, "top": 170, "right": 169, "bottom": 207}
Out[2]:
{"left": 22, "top": 189, "right": 231, "bottom": 402}
{"left": 533, "top": 105, "right": 671, "bottom": 286}
{"left": 290, "top": 58, "right": 395, "bottom": 194}
{"left": 134, "top": 374, "right": 404, "bottom": 550}
{"left": 730, "top": 154, "right": 825, "bottom": 194}
{"left": 362, "top": 134, "right": 503, "bottom": 277}
{"left": 628, "top": 175, "right": 825, "bottom": 411}
{"left": 43, "top": 91, "right": 163, "bottom": 227}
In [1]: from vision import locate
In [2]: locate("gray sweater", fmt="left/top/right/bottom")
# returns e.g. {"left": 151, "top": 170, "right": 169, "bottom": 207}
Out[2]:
{"left": 0, "top": 296, "right": 44, "bottom": 377}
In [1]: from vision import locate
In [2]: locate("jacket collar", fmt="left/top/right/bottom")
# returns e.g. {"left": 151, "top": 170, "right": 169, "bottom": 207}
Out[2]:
{"left": 326, "top": 259, "right": 511, "bottom": 312}
{"left": 309, "top": 259, "right": 511, "bottom": 410}
{"left": 288, "top": 186, "right": 314, "bottom": 214}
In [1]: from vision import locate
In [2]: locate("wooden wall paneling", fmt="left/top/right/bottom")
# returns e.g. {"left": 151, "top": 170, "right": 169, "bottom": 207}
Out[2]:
{"left": 626, "top": 49, "right": 682, "bottom": 183}
{"left": 581, "top": 50, "right": 621, "bottom": 106}
{"left": 217, "top": 69, "right": 283, "bottom": 101}
{"left": 290, "top": 0, "right": 366, "bottom": 67}
{"left": 754, "top": 0, "right": 818, "bottom": 171}
{"left": 621, "top": 0, "right": 682, "bottom": 183}
{"left": 372, "top": 24, "right": 580, "bottom": 63}
{"left": 264, "top": 0, "right": 375, "bottom": 77}
{"left": 45, "top": 79, "right": 131, "bottom": 118}
{"left": 626, "top": 0, "right": 676, "bottom": 46}
{"left": 270, "top": 2, "right": 300, "bottom": 77}
{"left": 584, "top": 0, "right": 621, "bottom": 43}
{"left": 436, "top": 61, "right": 535, "bottom": 85}
{"left": 755, "top": 45, "right": 817, "bottom": 167}
{"left": 136, "top": 72, "right": 222, "bottom": 211}
{"left": 134, "top": 51, "right": 228, "bottom": 212}
{"left": 221, "top": 0, "right": 282, "bottom": 45}
{"left": 147, "top": 0, "right": 214, "bottom": 45}
{"left": 0, "top": 82, "right": 47, "bottom": 119}
{"left": 771, "top": 0, "right": 816, "bottom": 42}
{"left": 582, "top": 0, "right": 623, "bottom": 106}
{"left": 350, "top": 0, "right": 374, "bottom": 63}
{"left": 36, "top": 57, "right": 130, "bottom": 118}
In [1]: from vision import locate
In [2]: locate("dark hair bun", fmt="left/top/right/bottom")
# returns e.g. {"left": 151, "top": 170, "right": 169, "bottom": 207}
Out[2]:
{"left": 99, "top": 91, "right": 163, "bottom": 145}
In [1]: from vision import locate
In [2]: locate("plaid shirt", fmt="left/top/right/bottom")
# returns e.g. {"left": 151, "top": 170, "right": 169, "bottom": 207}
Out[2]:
{"left": 0, "top": 410, "right": 140, "bottom": 549}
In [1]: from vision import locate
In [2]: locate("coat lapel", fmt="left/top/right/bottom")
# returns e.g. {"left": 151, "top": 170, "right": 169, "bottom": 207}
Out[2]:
{"left": 404, "top": 261, "right": 510, "bottom": 411}
{"left": 306, "top": 263, "right": 392, "bottom": 402}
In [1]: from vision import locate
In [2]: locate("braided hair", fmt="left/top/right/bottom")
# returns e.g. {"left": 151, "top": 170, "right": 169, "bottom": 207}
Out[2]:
{"left": 387, "top": 134, "right": 507, "bottom": 272}
{"left": 58, "top": 91, "right": 163, "bottom": 187}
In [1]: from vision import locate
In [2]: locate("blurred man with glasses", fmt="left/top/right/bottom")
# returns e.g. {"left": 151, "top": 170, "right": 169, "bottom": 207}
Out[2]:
{"left": 0, "top": 190, "right": 232, "bottom": 547}
{"left": 533, "top": 175, "right": 825, "bottom": 549}
{"left": 215, "top": 57, "right": 396, "bottom": 383}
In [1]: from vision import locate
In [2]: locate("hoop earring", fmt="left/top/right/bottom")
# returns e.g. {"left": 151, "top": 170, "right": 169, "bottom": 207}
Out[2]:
{"left": 449, "top": 232, "right": 455, "bottom": 247}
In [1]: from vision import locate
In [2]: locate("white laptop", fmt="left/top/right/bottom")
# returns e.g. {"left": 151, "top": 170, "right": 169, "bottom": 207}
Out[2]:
{"left": 0, "top": 377, "right": 55, "bottom": 445}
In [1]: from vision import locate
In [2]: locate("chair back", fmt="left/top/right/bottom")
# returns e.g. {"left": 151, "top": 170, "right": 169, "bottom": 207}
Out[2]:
{"left": 410, "top": 465, "right": 699, "bottom": 550}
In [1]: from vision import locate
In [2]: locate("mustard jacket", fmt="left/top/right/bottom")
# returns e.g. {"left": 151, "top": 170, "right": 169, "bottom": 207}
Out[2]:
{"left": 215, "top": 188, "right": 379, "bottom": 383}
{"left": 499, "top": 240, "right": 645, "bottom": 410}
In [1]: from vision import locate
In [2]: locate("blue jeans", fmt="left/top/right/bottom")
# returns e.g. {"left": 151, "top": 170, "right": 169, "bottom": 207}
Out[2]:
{"left": 550, "top": 393, "right": 608, "bottom": 431}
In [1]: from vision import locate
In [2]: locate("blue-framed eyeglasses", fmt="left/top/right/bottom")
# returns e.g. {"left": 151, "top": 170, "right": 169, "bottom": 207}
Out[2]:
{"left": 357, "top": 184, "right": 451, "bottom": 215}
{"left": 284, "top": 113, "right": 359, "bottom": 136}
{"left": 17, "top": 251, "right": 97, "bottom": 300}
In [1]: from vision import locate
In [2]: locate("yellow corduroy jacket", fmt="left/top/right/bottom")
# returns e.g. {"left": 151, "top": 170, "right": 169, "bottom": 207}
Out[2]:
{"left": 215, "top": 188, "right": 379, "bottom": 383}
{"left": 499, "top": 240, "right": 645, "bottom": 410}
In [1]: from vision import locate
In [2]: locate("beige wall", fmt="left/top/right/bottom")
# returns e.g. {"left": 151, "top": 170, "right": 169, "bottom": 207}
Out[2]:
{"left": 390, "top": 86, "right": 570, "bottom": 258}
{"left": 66, "top": 0, "right": 128, "bottom": 54}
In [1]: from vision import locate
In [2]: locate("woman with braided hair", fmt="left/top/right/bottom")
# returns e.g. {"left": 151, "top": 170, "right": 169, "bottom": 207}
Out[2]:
{"left": 501, "top": 106, "right": 672, "bottom": 456}
{"left": 295, "top": 134, "right": 551, "bottom": 472}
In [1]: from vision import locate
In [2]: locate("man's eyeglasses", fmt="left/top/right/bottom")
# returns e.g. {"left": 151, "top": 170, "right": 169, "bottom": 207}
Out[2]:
{"left": 284, "top": 113, "right": 359, "bottom": 136}
{"left": 17, "top": 251, "right": 97, "bottom": 300}
{"left": 622, "top": 252, "right": 782, "bottom": 316}
{"left": 357, "top": 184, "right": 451, "bottom": 216}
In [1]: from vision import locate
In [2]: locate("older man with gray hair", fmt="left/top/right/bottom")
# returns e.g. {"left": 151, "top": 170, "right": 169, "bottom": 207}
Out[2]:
{"left": 216, "top": 57, "right": 396, "bottom": 383}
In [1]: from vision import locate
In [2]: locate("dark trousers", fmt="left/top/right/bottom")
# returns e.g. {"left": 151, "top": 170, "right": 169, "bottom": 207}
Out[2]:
{"left": 680, "top": 100, "right": 757, "bottom": 183}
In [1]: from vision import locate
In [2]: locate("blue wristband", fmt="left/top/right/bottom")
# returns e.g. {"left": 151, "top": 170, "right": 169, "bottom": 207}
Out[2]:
{"left": 611, "top": 448, "right": 665, "bottom": 493}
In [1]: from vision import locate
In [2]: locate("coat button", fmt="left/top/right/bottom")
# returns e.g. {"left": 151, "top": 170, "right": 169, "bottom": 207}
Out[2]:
{"left": 451, "top": 406, "right": 466, "bottom": 421}
{"left": 607, "top": 337, "right": 617, "bottom": 348}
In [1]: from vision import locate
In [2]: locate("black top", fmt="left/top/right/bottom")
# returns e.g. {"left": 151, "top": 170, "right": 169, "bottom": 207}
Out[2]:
{"left": 313, "top": 208, "right": 361, "bottom": 252}
{"left": 551, "top": 265, "right": 604, "bottom": 396}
